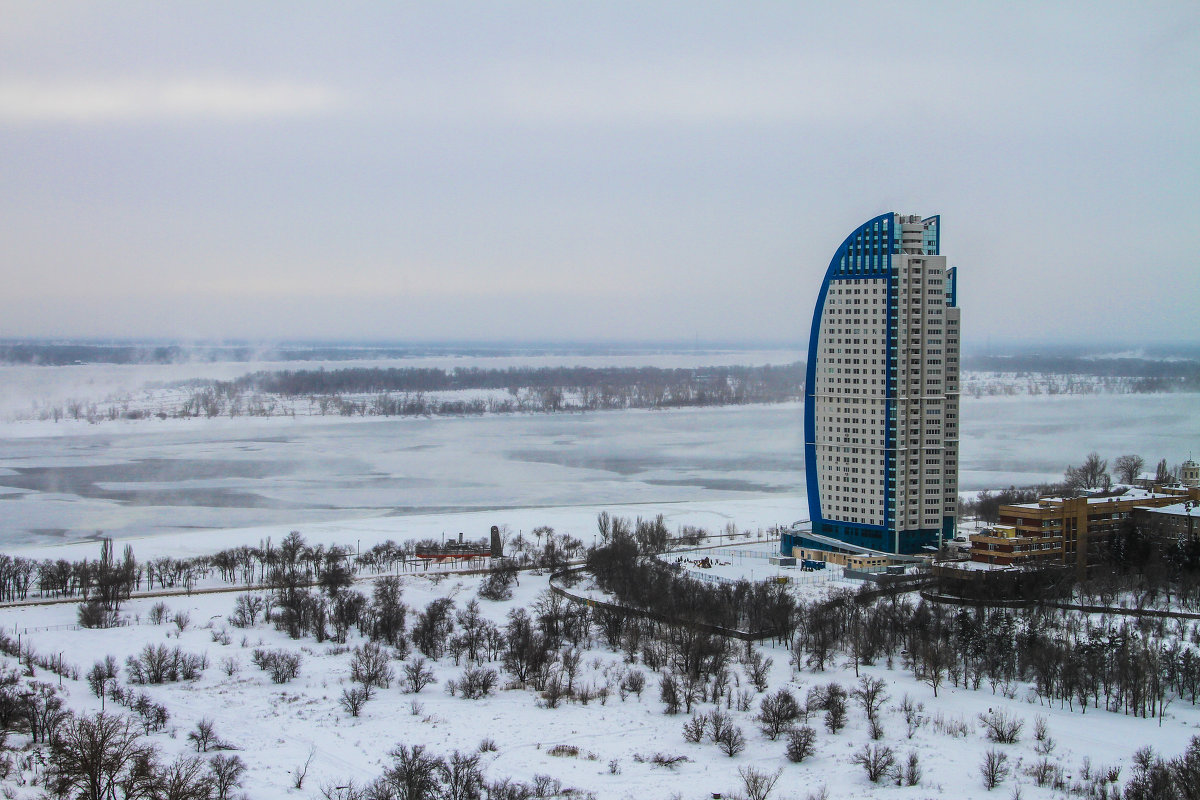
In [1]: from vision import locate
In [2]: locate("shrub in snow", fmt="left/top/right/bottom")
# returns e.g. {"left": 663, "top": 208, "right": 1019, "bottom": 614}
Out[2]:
{"left": 899, "top": 693, "right": 925, "bottom": 738}
{"left": 148, "top": 601, "right": 170, "bottom": 625}
{"left": 824, "top": 694, "right": 847, "bottom": 733}
{"left": 77, "top": 600, "right": 119, "bottom": 629}
{"left": 412, "top": 597, "right": 456, "bottom": 659}
{"left": 682, "top": 713, "right": 707, "bottom": 743}
{"left": 739, "top": 765, "right": 782, "bottom": 800}
{"left": 366, "top": 575, "right": 408, "bottom": 647}
{"left": 707, "top": 709, "right": 733, "bottom": 744}
{"left": 659, "top": 673, "right": 682, "bottom": 715}
{"left": 757, "top": 687, "right": 801, "bottom": 740}
{"left": 454, "top": 666, "right": 498, "bottom": 700}
{"left": 340, "top": 686, "right": 370, "bottom": 717}
{"left": 620, "top": 669, "right": 645, "bottom": 699}
{"left": 903, "top": 751, "right": 921, "bottom": 786}
{"left": 402, "top": 657, "right": 436, "bottom": 693}
{"left": 228, "top": 594, "right": 264, "bottom": 628}
{"left": 744, "top": 651, "right": 773, "bottom": 692}
{"left": 851, "top": 743, "right": 896, "bottom": 783}
{"left": 980, "top": 748, "right": 1009, "bottom": 790}
{"left": 125, "top": 644, "right": 206, "bottom": 684}
{"left": 209, "top": 754, "right": 246, "bottom": 800}
{"left": 86, "top": 656, "right": 119, "bottom": 697}
{"left": 186, "top": 718, "right": 228, "bottom": 752}
{"left": 539, "top": 677, "right": 567, "bottom": 708}
{"left": 350, "top": 641, "right": 394, "bottom": 690}
{"left": 852, "top": 676, "right": 889, "bottom": 740}
{"left": 979, "top": 709, "right": 1024, "bottom": 744}
{"left": 478, "top": 562, "right": 519, "bottom": 601}
{"left": 716, "top": 725, "right": 746, "bottom": 757}
{"left": 650, "top": 752, "right": 689, "bottom": 768}
{"left": 250, "top": 648, "right": 302, "bottom": 684}
{"left": 785, "top": 726, "right": 816, "bottom": 763}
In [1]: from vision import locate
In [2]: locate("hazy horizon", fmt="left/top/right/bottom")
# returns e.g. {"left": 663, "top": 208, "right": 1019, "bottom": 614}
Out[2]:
{"left": 3, "top": 336, "right": 1200, "bottom": 358}
{"left": 2, "top": 3, "right": 1197, "bottom": 343}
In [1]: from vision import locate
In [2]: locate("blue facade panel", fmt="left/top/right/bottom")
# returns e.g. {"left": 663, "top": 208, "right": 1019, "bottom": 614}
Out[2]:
{"left": 802, "top": 212, "right": 952, "bottom": 556}
{"left": 804, "top": 213, "right": 894, "bottom": 546}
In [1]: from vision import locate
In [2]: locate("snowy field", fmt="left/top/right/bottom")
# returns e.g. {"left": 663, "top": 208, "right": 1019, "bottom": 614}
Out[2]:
{"left": 3, "top": 552, "right": 1198, "bottom": 799}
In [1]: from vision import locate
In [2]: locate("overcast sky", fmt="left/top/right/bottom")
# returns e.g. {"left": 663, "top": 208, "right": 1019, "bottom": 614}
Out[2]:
{"left": 1, "top": 2, "right": 1197, "bottom": 346}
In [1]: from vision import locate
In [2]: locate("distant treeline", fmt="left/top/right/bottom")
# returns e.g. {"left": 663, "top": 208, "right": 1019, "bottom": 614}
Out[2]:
{"left": 0, "top": 341, "right": 752, "bottom": 366}
{"left": 0, "top": 343, "right": 217, "bottom": 366}
{"left": 963, "top": 355, "right": 1200, "bottom": 386}
{"left": 154, "top": 363, "right": 805, "bottom": 419}
{"left": 0, "top": 343, "right": 534, "bottom": 366}
{"left": 227, "top": 364, "right": 803, "bottom": 403}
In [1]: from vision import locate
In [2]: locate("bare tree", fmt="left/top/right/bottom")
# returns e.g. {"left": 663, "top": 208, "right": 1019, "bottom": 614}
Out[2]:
{"left": 920, "top": 642, "right": 948, "bottom": 698}
{"left": 1155, "top": 458, "right": 1172, "bottom": 482}
{"left": 381, "top": 743, "right": 445, "bottom": 800}
{"left": 738, "top": 766, "right": 783, "bottom": 800}
{"left": 442, "top": 750, "right": 484, "bottom": 800}
{"left": 757, "top": 688, "right": 801, "bottom": 740}
{"left": 403, "top": 657, "right": 436, "bottom": 694}
{"left": 46, "top": 712, "right": 153, "bottom": 800}
{"left": 209, "top": 753, "right": 247, "bottom": 800}
{"left": 158, "top": 755, "right": 213, "bottom": 800}
{"left": 852, "top": 743, "right": 896, "bottom": 783}
{"left": 621, "top": 669, "right": 645, "bottom": 699}
{"left": 824, "top": 691, "right": 847, "bottom": 733}
{"left": 350, "top": 642, "right": 394, "bottom": 691}
{"left": 682, "top": 713, "right": 707, "bottom": 743}
{"left": 340, "top": 686, "right": 370, "bottom": 717}
{"left": 981, "top": 749, "right": 1010, "bottom": 790}
{"left": 904, "top": 751, "right": 921, "bottom": 786}
{"left": 852, "top": 676, "right": 889, "bottom": 740}
{"left": 786, "top": 726, "right": 817, "bottom": 763}
{"left": 293, "top": 746, "right": 316, "bottom": 789}
{"left": 716, "top": 724, "right": 746, "bottom": 757}
{"left": 186, "top": 718, "right": 219, "bottom": 752}
{"left": 1114, "top": 454, "right": 1146, "bottom": 484}
{"left": 745, "top": 651, "right": 772, "bottom": 692}
{"left": 979, "top": 710, "right": 1024, "bottom": 744}
{"left": 229, "top": 593, "right": 265, "bottom": 628}
{"left": 1064, "top": 452, "right": 1110, "bottom": 491}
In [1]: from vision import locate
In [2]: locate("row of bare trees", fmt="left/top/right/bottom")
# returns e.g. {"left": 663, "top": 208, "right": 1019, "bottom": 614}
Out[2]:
{"left": 0, "top": 528, "right": 573, "bottom": 614}
{"left": 792, "top": 588, "right": 1198, "bottom": 722}
{"left": 585, "top": 515, "right": 794, "bottom": 640}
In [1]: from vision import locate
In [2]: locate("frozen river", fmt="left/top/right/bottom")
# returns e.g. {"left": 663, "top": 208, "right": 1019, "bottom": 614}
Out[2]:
{"left": 1, "top": 393, "right": 1198, "bottom": 548}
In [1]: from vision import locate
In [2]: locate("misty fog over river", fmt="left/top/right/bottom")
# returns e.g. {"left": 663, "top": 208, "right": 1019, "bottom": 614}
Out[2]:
{"left": 1, "top": 393, "right": 1198, "bottom": 548}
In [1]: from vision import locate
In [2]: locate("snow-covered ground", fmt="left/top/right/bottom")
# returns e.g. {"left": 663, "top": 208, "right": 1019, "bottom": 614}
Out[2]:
{"left": 2, "top": 545, "right": 1196, "bottom": 799}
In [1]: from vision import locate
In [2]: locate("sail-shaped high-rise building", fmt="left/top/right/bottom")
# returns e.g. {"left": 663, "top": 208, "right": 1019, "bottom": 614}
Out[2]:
{"left": 787, "top": 213, "right": 959, "bottom": 555}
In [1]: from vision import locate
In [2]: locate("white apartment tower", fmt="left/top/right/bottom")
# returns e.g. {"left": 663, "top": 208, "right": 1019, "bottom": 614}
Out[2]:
{"left": 789, "top": 213, "right": 960, "bottom": 555}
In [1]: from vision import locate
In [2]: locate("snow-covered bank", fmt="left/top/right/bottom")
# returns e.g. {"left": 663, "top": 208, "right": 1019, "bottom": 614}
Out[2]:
{"left": 1, "top": 496, "right": 801, "bottom": 563}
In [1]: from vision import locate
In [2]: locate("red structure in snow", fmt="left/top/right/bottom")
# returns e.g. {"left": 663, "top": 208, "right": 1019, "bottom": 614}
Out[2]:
{"left": 414, "top": 526, "right": 503, "bottom": 563}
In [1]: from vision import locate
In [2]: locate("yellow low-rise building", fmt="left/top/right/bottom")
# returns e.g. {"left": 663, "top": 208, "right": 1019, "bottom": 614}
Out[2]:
{"left": 791, "top": 546, "right": 891, "bottom": 572}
